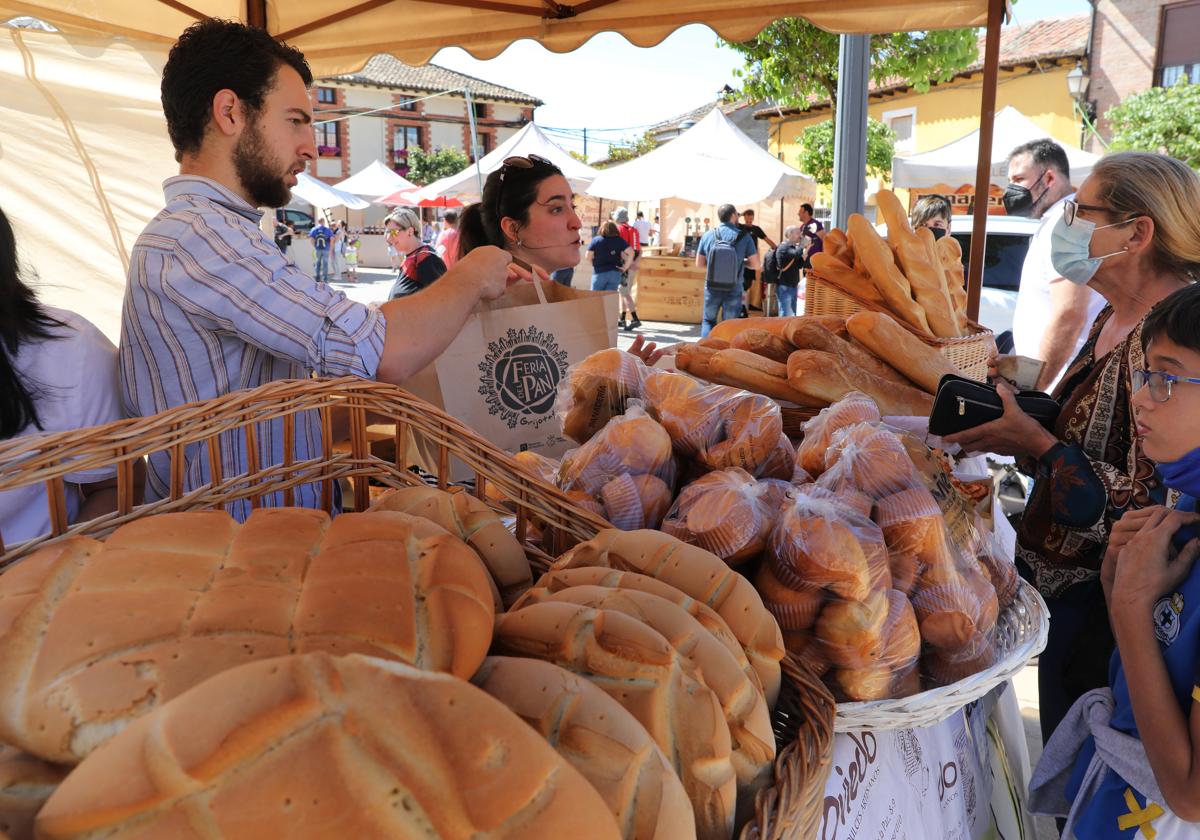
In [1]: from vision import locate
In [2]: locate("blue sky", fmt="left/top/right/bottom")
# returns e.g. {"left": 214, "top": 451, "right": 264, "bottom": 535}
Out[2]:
{"left": 433, "top": 0, "right": 1093, "bottom": 160}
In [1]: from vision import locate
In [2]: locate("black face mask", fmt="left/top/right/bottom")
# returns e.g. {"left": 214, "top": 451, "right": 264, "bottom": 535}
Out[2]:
{"left": 1003, "top": 169, "right": 1049, "bottom": 217}
{"left": 930, "top": 226, "right": 948, "bottom": 241}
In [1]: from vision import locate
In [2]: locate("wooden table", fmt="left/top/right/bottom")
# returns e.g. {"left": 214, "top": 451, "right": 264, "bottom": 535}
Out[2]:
{"left": 635, "top": 255, "right": 705, "bottom": 324}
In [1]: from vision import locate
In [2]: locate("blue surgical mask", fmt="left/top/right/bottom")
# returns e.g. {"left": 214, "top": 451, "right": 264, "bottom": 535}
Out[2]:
{"left": 1156, "top": 446, "right": 1200, "bottom": 549}
{"left": 1049, "top": 214, "right": 1133, "bottom": 286}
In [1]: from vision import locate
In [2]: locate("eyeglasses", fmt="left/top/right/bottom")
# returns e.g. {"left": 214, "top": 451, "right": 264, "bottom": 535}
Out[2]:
{"left": 1132, "top": 369, "right": 1200, "bottom": 403}
{"left": 1064, "top": 199, "right": 1135, "bottom": 227}
{"left": 495, "top": 154, "right": 555, "bottom": 218}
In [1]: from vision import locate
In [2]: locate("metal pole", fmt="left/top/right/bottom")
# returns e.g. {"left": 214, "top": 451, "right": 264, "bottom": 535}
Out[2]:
{"left": 583, "top": 127, "right": 588, "bottom": 160}
{"left": 966, "top": 0, "right": 1006, "bottom": 323}
{"left": 831, "top": 34, "right": 870, "bottom": 230}
{"left": 464, "top": 89, "right": 484, "bottom": 197}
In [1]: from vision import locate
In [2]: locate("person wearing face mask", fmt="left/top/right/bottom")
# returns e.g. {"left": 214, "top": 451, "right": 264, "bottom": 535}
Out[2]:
{"left": 909, "top": 194, "right": 952, "bottom": 239}
{"left": 1007, "top": 139, "right": 1107, "bottom": 391}
{"left": 1029, "top": 282, "right": 1200, "bottom": 837}
{"left": 945, "top": 152, "right": 1200, "bottom": 748}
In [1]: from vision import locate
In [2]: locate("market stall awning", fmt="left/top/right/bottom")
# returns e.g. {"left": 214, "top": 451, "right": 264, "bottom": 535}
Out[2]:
{"left": 419, "top": 122, "right": 598, "bottom": 205}
{"left": 0, "top": 1, "right": 998, "bottom": 76}
{"left": 331, "top": 159, "right": 417, "bottom": 199}
{"left": 587, "top": 108, "right": 816, "bottom": 206}
{"left": 291, "top": 171, "right": 371, "bottom": 209}
{"left": 892, "top": 105, "right": 1100, "bottom": 189}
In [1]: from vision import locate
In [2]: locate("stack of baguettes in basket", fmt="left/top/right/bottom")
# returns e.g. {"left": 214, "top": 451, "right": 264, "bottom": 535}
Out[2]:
{"left": 0, "top": 483, "right": 788, "bottom": 840}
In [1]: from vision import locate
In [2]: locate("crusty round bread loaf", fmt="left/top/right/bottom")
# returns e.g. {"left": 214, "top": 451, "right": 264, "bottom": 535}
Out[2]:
{"left": 494, "top": 602, "right": 736, "bottom": 840}
{"left": 369, "top": 485, "right": 532, "bottom": 607}
{"left": 472, "top": 657, "right": 694, "bottom": 840}
{"left": 663, "top": 469, "right": 769, "bottom": 565}
{"left": 551, "top": 529, "right": 785, "bottom": 708}
{"left": 0, "top": 745, "right": 65, "bottom": 840}
{"left": 642, "top": 370, "right": 725, "bottom": 457}
{"left": 561, "top": 348, "right": 648, "bottom": 444}
{"left": 518, "top": 567, "right": 760, "bottom": 693}
{"left": 699, "top": 393, "right": 782, "bottom": 476}
{"left": 36, "top": 653, "right": 620, "bottom": 840}
{"left": 510, "top": 585, "right": 774, "bottom": 793}
{"left": 815, "top": 589, "right": 888, "bottom": 670}
{"left": 0, "top": 509, "right": 495, "bottom": 764}
{"left": 796, "top": 393, "right": 881, "bottom": 477}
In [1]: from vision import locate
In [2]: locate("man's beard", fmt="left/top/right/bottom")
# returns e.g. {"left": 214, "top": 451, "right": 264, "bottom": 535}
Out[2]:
{"left": 233, "top": 118, "right": 293, "bottom": 208}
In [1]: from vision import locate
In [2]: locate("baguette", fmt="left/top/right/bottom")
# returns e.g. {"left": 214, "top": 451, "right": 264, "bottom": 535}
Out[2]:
{"left": 837, "top": 353, "right": 935, "bottom": 417}
{"left": 785, "top": 349, "right": 855, "bottom": 406}
{"left": 706, "top": 316, "right": 795, "bottom": 343}
{"left": 916, "top": 227, "right": 966, "bottom": 334}
{"left": 709, "top": 348, "right": 825, "bottom": 407}
{"left": 846, "top": 214, "right": 932, "bottom": 334}
{"left": 877, "top": 189, "right": 960, "bottom": 337}
{"left": 784, "top": 319, "right": 912, "bottom": 387}
{"left": 697, "top": 336, "right": 731, "bottom": 350}
{"left": 824, "top": 228, "right": 853, "bottom": 265}
{"left": 729, "top": 328, "right": 795, "bottom": 364}
{"left": 845, "top": 310, "right": 961, "bottom": 394}
{"left": 933, "top": 233, "right": 969, "bottom": 324}
{"left": 809, "top": 252, "right": 886, "bottom": 308}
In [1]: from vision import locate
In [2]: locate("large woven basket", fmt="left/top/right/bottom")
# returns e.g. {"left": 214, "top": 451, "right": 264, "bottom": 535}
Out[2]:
{"left": 834, "top": 579, "right": 1049, "bottom": 732}
{"left": 804, "top": 272, "right": 996, "bottom": 381}
{"left": 0, "top": 376, "right": 835, "bottom": 838}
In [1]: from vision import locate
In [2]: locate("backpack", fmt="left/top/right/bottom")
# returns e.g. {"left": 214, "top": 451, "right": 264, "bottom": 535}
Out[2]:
{"left": 314, "top": 230, "right": 329, "bottom": 250}
{"left": 704, "top": 227, "right": 747, "bottom": 292}
{"left": 761, "top": 247, "right": 779, "bottom": 285}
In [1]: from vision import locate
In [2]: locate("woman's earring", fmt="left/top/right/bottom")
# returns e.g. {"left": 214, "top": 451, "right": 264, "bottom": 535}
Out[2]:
{"left": 516, "top": 239, "right": 524, "bottom": 247}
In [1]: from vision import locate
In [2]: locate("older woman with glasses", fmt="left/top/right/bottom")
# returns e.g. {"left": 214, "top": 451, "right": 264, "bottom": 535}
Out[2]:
{"left": 457, "top": 154, "right": 661, "bottom": 363}
{"left": 946, "top": 152, "right": 1200, "bottom": 747}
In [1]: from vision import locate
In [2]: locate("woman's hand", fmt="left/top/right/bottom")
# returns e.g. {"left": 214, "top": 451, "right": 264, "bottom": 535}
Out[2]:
{"left": 627, "top": 334, "right": 664, "bottom": 367}
{"left": 1110, "top": 507, "right": 1200, "bottom": 616}
{"left": 504, "top": 260, "right": 552, "bottom": 287}
{"left": 943, "top": 380, "right": 1059, "bottom": 457}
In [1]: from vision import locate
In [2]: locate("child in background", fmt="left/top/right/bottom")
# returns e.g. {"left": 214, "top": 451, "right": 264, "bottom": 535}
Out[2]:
{"left": 343, "top": 231, "right": 359, "bottom": 283}
{"left": 1030, "top": 282, "right": 1200, "bottom": 837}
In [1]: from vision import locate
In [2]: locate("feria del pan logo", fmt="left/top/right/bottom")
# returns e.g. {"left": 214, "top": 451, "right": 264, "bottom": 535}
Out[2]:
{"left": 478, "top": 326, "right": 569, "bottom": 429}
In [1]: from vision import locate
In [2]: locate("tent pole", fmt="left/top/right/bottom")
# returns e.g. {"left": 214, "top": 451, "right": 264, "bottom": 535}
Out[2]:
{"left": 966, "top": 0, "right": 1005, "bottom": 324}
{"left": 831, "top": 34, "right": 870, "bottom": 229}
{"left": 465, "top": 89, "right": 484, "bottom": 196}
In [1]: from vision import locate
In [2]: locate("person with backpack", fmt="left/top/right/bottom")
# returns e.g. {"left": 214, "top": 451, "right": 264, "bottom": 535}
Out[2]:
{"left": 695, "top": 203, "right": 759, "bottom": 337}
{"left": 308, "top": 217, "right": 333, "bottom": 283}
{"left": 765, "top": 225, "right": 805, "bottom": 317}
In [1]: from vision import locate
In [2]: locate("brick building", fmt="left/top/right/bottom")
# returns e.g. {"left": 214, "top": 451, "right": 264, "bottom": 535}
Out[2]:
{"left": 307, "top": 54, "right": 541, "bottom": 184}
{"left": 1086, "top": 0, "right": 1200, "bottom": 150}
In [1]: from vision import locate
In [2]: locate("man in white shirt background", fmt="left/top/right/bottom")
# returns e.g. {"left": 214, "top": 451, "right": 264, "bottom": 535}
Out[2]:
{"left": 1005, "top": 139, "right": 1106, "bottom": 391}
{"left": 632, "top": 211, "right": 651, "bottom": 250}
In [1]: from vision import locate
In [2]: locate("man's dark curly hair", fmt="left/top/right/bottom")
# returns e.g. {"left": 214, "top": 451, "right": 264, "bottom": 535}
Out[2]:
{"left": 161, "top": 19, "right": 312, "bottom": 162}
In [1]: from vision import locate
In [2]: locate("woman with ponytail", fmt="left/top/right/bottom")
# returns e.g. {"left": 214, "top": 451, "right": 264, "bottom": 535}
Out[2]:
{"left": 0, "top": 207, "right": 128, "bottom": 544}
{"left": 457, "top": 154, "right": 662, "bottom": 363}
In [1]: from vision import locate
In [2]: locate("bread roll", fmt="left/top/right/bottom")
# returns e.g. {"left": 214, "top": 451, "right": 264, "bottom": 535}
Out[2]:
{"left": 768, "top": 501, "right": 872, "bottom": 602}
{"left": 0, "top": 745, "right": 65, "bottom": 840}
{"left": 552, "top": 529, "right": 785, "bottom": 708}
{"left": 833, "top": 665, "right": 893, "bottom": 702}
{"left": 781, "top": 630, "right": 831, "bottom": 677}
{"left": 700, "top": 392, "right": 784, "bottom": 476}
{"left": 494, "top": 603, "right": 736, "bottom": 840}
{"left": 513, "top": 587, "right": 775, "bottom": 793}
{"left": 697, "top": 337, "right": 731, "bottom": 349}
{"left": 924, "top": 632, "right": 997, "bottom": 685}
{"left": 977, "top": 549, "right": 1021, "bottom": 610}
{"left": 845, "top": 214, "right": 931, "bottom": 334}
{"left": 912, "top": 576, "right": 983, "bottom": 651}
{"left": 757, "top": 434, "right": 797, "bottom": 482}
{"left": 874, "top": 487, "right": 946, "bottom": 564}
{"left": 882, "top": 589, "right": 921, "bottom": 668}
{"left": 664, "top": 469, "right": 769, "bottom": 565}
{"left": 0, "top": 509, "right": 496, "bottom": 764}
{"left": 369, "top": 486, "right": 532, "bottom": 607}
{"left": 845, "top": 310, "right": 961, "bottom": 394}
{"left": 518, "top": 567, "right": 759, "bottom": 693}
{"left": 822, "top": 424, "right": 919, "bottom": 499}
{"left": 708, "top": 348, "right": 823, "bottom": 407}
{"left": 36, "top": 653, "right": 620, "bottom": 840}
{"left": 559, "top": 409, "right": 672, "bottom": 496}
{"left": 730, "top": 329, "right": 795, "bottom": 365}
{"left": 561, "top": 348, "right": 647, "bottom": 444}
{"left": 753, "top": 563, "right": 824, "bottom": 631}
{"left": 642, "top": 370, "right": 724, "bottom": 457}
{"left": 600, "top": 473, "right": 674, "bottom": 531}
{"left": 487, "top": 450, "right": 560, "bottom": 510}
{"left": 473, "top": 657, "right": 695, "bottom": 840}
{"left": 815, "top": 589, "right": 888, "bottom": 670}
{"left": 785, "top": 320, "right": 909, "bottom": 387}
{"left": 876, "top": 189, "right": 961, "bottom": 337}
{"left": 796, "top": 393, "right": 882, "bottom": 477}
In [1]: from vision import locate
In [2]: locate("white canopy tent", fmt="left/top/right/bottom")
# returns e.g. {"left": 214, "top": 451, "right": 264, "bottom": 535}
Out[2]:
{"left": 586, "top": 108, "right": 817, "bottom": 206}
{"left": 332, "top": 159, "right": 418, "bottom": 198}
{"left": 291, "top": 172, "right": 371, "bottom": 210}
{"left": 891, "top": 105, "right": 1100, "bottom": 189}
{"left": 418, "top": 122, "right": 598, "bottom": 204}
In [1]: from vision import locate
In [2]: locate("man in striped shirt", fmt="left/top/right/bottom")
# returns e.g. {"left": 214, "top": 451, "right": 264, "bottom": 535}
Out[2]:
{"left": 120, "top": 20, "right": 512, "bottom": 518}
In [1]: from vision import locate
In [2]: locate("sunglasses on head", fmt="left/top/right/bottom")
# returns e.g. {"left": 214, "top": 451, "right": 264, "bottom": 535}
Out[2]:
{"left": 495, "top": 154, "right": 557, "bottom": 219}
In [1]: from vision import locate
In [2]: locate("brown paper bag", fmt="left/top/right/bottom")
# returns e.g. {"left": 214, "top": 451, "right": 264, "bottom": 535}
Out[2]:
{"left": 404, "top": 280, "right": 617, "bottom": 478}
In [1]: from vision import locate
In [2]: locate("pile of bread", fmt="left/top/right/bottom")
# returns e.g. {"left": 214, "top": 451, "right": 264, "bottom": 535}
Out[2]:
{"left": 0, "top": 486, "right": 785, "bottom": 840}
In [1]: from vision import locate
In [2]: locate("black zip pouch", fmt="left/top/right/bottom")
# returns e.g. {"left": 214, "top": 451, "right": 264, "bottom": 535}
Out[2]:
{"left": 928, "top": 374, "right": 1061, "bottom": 436}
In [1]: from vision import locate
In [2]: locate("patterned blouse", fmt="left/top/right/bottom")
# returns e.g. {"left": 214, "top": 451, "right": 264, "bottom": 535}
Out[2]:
{"left": 1016, "top": 307, "right": 1174, "bottom": 599}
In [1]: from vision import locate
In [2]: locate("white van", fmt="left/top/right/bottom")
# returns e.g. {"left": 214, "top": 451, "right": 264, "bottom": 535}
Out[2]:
{"left": 948, "top": 214, "right": 1041, "bottom": 348}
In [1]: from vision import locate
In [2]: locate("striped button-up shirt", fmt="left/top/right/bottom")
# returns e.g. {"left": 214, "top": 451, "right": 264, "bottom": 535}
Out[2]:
{"left": 120, "top": 176, "right": 386, "bottom": 517}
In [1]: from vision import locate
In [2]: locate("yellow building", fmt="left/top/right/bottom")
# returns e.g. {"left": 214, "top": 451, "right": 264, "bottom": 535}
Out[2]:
{"left": 755, "top": 16, "right": 1090, "bottom": 212}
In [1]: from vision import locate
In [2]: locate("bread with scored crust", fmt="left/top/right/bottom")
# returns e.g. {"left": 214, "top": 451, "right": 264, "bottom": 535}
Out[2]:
{"left": 0, "top": 745, "right": 65, "bottom": 840}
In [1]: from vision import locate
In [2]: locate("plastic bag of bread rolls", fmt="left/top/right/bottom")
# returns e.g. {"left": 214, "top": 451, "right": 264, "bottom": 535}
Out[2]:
{"left": 557, "top": 404, "right": 676, "bottom": 530}
{"left": 795, "top": 392, "right": 881, "bottom": 478}
{"left": 661, "top": 468, "right": 777, "bottom": 565}
{"left": 557, "top": 348, "right": 651, "bottom": 444}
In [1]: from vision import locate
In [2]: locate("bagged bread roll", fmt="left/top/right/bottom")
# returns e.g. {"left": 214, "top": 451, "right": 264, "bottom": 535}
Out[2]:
{"left": 833, "top": 665, "right": 893, "bottom": 702}
{"left": 845, "top": 310, "right": 961, "bottom": 395}
{"left": 796, "top": 392, "right": 882, "bottom": 477}
{"left": 551, "top": 529, "right": 785, "bottom": 708}
{"left": 0, "top": 510, "right": 496, "bottom": 764}
{"left": 473, "top": 657, "right": 696, "bottom": 840}
{"left": 815, "top": 589, "right": 888, "bottom": 671}
{"left": 600, "top": 473, "right": 674, "bottom": 531}
{"left": 924, "top": 630, "right": 998, "bottom": 685}
{"left": 558, "top": 348, "right": 649, "bottom": 444}
{"left": 558, "top": 405, "right": 674, "bottom": 498}
{"left": 486, "top": 449, "right": 561, "bottom": 511}
{"left": 494, "top": 603, "right": 736, "bottom": 840}
{"left": 662, "top": 468, "right": 772, "bottom": 565}
{"left": 780, "top": 630, "right": 831, "bottom": 677}
{"left": 36, "top": 653, "right": 621, "bottom": 840}
{"left": 0, "top": 745, "right": 65, "bottom": 840}
{"left": 754, "top": 562, "right": 825, "bottom": 632}
{"left": 882, "top": 589, "right": 921, "bottom": 696}
{"left": 698, "top": 392, "right": 784, "bottom": 477}
{"left": 642, "top": 370, "right": 725, "bottom": 457}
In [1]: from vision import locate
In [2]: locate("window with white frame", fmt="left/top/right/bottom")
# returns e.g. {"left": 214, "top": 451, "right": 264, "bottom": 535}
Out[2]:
{"left": 882, "top": 106, "right": 917, "bottom": 154}
{"left": 1157, "top": 1, "right": 1200, "bottom": 86}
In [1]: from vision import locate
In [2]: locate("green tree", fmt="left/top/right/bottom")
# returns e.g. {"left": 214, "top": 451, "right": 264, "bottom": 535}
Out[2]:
{"left": 405, "top": 146, "right": 470, "bottom": 186}
{"left": 1106, "top": 82, "right": 1200, "bottom": 169}
{"left": 795, "top": 118, "right": 896, "bottom": 186}
{"left": 725, "top": 21, "right": 977, "bottom": 114}
{"left": 568, "top": 150, "right": 590, "bottom": 164}
{"left": 602, "top": 130, "right": 659, "bottom": 166}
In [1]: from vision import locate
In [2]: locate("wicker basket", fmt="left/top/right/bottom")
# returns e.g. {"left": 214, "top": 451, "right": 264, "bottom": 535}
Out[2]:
{"left": 804, "top": 272, "right": 996, "bottom": 381}
{"left": 0, "top": 376, "right": 835, "bottom": 837}
{"left": 834, "top": 579, "right": 1049, "bottom": 732}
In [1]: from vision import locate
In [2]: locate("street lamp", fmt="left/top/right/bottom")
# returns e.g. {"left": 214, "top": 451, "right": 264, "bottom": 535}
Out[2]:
{"left": 1066, "top": 62, "right": 1089, "bottom": 100}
